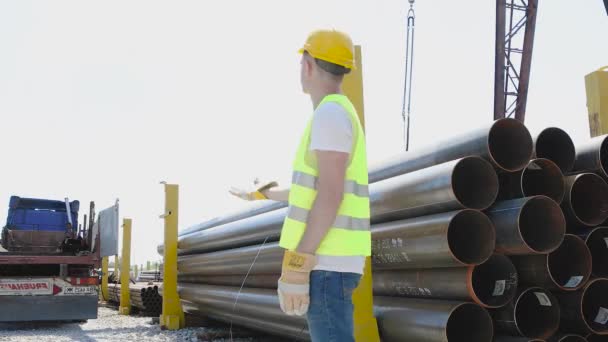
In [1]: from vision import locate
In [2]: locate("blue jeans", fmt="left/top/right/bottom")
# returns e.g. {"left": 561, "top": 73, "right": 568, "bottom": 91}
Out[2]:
{"left": 307, "top": 270, "right": 362, "bottom": 342}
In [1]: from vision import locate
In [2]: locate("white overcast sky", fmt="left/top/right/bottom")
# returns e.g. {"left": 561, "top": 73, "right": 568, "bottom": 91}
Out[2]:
{"left": 0, "top": 1, "right": 606, "bottom": 265}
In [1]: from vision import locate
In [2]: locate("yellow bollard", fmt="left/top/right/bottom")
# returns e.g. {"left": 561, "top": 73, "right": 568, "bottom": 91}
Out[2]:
{"left": 101, "top": 256, "right": 109, "bottom": 301}
{"left": 342, "top": 45, "right": 381, "bottom": 342}
{"left": 159, "top": 182, "right": 185, "bottom": 330}
{"left": 586, "top": 66, "right": 608, "bottom": 137}
{"left": 119, "top": 218, "right": 132, "bottom": 315}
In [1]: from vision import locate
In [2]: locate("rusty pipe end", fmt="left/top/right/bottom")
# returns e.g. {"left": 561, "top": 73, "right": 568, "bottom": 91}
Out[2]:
{"left": 521, "top": 159, "right": 566, "bottom": 204}
{"left": 585, "top": 227, "right": 608, "bottom": 278}
{"left": 512, "top": 287, "right": 560, "bottom": 339}
{"left": 446, "top": 303, "right": 494, "bottom": 342}
{"left": 469, "top": 254, "right": 517, "bottom": 308}
{"left": 548, "top": 234, "right": 593, "bottom": 291}
{"left": 488, "top": 118, "right": 534, "bottom": 172}
{"left": 564, "top": 173, "right": 608, "bottom": 227}
{"left": 448, "top": 210, "right": 496, "bottom": 266}
{"left": 534, "top": 127, "right": 576, "bottom": 173}
{"left": 519, "top": 196, "right": 567, "bottom": 254}
{"left": 452, "top": 157, "right": 499, "bottom": 210}
{"left": 580, "top": 278, "right": 608, "bottom": 335}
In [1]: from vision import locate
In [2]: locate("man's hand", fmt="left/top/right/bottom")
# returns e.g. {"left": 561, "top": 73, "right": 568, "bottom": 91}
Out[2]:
{"left": 229, "top": 179, "right": 278, "bottom": 201}
{"left": 277, "top": 250, "right": 317, "bottom": 316}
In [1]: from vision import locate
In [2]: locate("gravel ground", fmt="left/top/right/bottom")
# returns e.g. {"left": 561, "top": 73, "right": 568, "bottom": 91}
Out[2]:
{"left": 0, "top": 307, "right": 269, "bottom": 342}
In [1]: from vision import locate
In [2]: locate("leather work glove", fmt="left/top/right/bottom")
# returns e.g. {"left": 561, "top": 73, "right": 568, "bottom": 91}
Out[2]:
{"left": 277, "top": 250, "right": 317, "bottom": 316}
{"left": 229, "top": 178, "right": 278, "bottom": 201}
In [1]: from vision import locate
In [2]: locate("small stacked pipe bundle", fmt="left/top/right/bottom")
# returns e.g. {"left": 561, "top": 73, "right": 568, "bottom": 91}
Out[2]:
{"left": 107, "top": 283, "right": 163, "bottom": 316}
{"left": 160, "top": 121, "right": 608, "bottom": 341}
{"left": 137, "top": 270, "right": 162, "bottom": 282}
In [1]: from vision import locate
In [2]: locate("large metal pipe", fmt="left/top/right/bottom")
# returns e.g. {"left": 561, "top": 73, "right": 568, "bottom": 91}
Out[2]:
{"left": 547, "top": 335, "right": 588, "bottom": 342}
{"left": 369, "top": 118, "right": 533, "bottom": 181}
{"left": 178, "top": 274, "right": 279, "bottom": 288}
{"left": 178, "top": 242, "right": 282, "bottom": 275}
{"left": 497, "top": 159, "right": 565, "bottom": 203}
{"left": 374, "top": 296, "right": 494, "bottom": 342}
{"left": 180, "top": 300, "right": 310, "bottom": 341}
{"left": 510, "top": 234, "right": 592, "bottom": 291}
{"left": 372, "top": 210, "right": 495, "bottom": 269}
{"left": 485, "top": 196, "right": 566, "bottom": 255}
{"left": 372, "top": 254, "right": 517, "bottom": 308}
{"left": 491, "top": 287, "right": 560, "bottom": 339}
{"left": 572, "top": 134, "right": 608, "bottom": 179}
{"left": 553, "top": 278, "right": 608, "bottom": 336}
{"left": 371, "top": 157, "right": 499, "bottom": 223}
{"left": 582, "top": 227, "right": 608, "bottom": 278}
{"left": 561, "top": 173, "right": 608, "bottom": 229}
{"left": 178, "top": 201, "right": 285, "bottom": 237}
{"left": 533, "top": 127, "right": 576, "bottom": 173}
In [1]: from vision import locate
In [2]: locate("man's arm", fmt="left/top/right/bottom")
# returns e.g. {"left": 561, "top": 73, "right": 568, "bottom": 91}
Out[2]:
{"left": 295, "top": 150, "right": 349, "bottom": 254}
{"left": 261, "top": 187, "right": 290, "bottom": 202}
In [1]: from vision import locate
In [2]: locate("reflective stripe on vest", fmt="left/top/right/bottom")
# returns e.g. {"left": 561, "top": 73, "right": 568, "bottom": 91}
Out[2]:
{"left": 278, "top": 94, "right": 371, "bottom": 256}
{"left": 292, "top": 171, "right": 369, "bottom": 197}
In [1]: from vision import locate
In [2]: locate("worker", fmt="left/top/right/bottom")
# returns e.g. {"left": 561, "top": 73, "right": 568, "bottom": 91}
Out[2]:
{"left": 229, "top": 29, "right": 371, "bottom": 342}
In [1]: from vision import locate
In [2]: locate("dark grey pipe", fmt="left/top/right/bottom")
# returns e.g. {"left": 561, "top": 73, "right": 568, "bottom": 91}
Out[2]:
{"left": 581, "top": 227, "right": 608, "bottom": 278}
{"left": 497, "top": 158, "right": 565, "bottom": 203}
{"left": 547, "top": 335, "right": 588, "bottom": 342}
{"left": 561, "top": 173, "right": 608, "bottom": 230}
{"left": 371, "top": 157, "right": 499, "bottom": 223}
{"left": 533, "top": 127, "right": 576, "bottom": 173}
{"left": 491, "top": 287, "right": 560, "bottom": 339}
{"left": 372, "top": 254, "right": 517, "bottom": 308}
{"left": 553, "top": 278, "right": 608, "bottom": 336}
{"left": 572, "top": 134, "right": 608, "bottom": 178}
{"left": 510, "top": 234, "right": 592, "bottom": 291}
{"left": 485, "top": 196, "right": 566, "bottom": 255}
{"left": 374, "top": 296, "right": 494, "bottom": 342}
{"left": 369, "top": 118, "right": 533, "bottom": 181}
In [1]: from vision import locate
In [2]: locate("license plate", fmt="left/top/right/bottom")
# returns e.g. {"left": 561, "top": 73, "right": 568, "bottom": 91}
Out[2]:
{"left": 62, "top": 286, "right": 97, "bottom": 295}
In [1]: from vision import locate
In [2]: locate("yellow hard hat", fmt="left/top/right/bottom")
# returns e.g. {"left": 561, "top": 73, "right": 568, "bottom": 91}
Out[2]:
{"left": 298, "top": 29, "right": 355, "bottom": 69}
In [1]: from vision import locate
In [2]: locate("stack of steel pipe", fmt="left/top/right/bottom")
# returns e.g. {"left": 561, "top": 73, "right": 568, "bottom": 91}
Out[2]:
{"left": 159, "top": 121, "right": 608, "bottom": 341}
{"left": 137, "top": 270, "right": 162, "bottom": 282}
{"left": 107, "top": 283, "right": 163, "bottom": 316}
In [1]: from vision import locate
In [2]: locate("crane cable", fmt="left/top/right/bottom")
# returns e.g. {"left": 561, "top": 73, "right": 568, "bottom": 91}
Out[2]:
{"left": 401, "top": 0, "right": 416, "bottom": 151}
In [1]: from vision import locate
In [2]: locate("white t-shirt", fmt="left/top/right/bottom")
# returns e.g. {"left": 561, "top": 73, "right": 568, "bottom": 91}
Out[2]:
{"left": 308, "top": 101, "right": 366, "bottom": 275}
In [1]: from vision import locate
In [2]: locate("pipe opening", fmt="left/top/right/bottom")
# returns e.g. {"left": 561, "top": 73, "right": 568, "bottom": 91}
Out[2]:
{"left": 452, "top": 158, "right": 498, "bottom": 210}
{"left": 600, "top": 137, "right": 608, "bottom": 177}
{"left": 519, "top": 196, "right": 566, "bottom": 253}
{"left": 471, "top": 255, "right": 517, "bottom": 308}
{"left": 586, "top": 227, "right": 608, "bottom": 277}
{"left": 488, "top": 119, "right": 533, "bottom": 172}
{"left": 548, "top": 235, "right": 592, "bottom": 290}
{"left": 521, "top": 159, "right": 565, "bottom": 203}
{"left": 513, "top": 288, "right": 560, "bottom": 339}
{"left": 555, "top": 336, "right": 588, "bottom": 342}
{"left": 570, "top": 173, "right": 608, "bottom": 226}
{"left": 587, "top": 333, "right": 608, "bottom": 341}
{"left": 448, "top": 210, "right": 496, "bottom": 265}
{"left": 446, "top": 303, "right": 493, "bottom": 342}
{"left": 535, "top": 128, "right": 576, "bottom": 172}
{"left": 582, "top": 279, "right": 608, "bottom": 334}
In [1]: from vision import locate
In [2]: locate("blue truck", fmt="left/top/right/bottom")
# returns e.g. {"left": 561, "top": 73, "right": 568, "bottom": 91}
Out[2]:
{"left": 0, "top": 196, "right": 118, "bottom": 322}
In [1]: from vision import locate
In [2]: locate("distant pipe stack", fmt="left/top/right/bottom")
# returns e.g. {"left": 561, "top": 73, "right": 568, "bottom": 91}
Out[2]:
{"left": 159, "top": 122, "right": 608, "bottom": 341}
{"left": 107, "top": 283, "right": 163, "bottom": 316}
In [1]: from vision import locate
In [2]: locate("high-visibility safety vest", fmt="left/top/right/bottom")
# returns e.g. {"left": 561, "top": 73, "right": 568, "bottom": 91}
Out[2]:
{"left": 278, "top": 94, "right": 371, "bottom": 256}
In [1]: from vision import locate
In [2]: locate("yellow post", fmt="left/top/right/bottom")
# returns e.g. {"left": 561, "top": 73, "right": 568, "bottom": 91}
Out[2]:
{"left": 159, "top": 182, "right": 185, "bottom": 330}
{"left": 101, "top": 256, "right": 109, "bottom": 301}
{"left": 342, "top": 45, "right": 381, "bottom": 342}
{"left": 586, "top": 66, "right": 608, "bottom": 137}
{"left": 119, "top": 218, "right": 132, "bottom": 315}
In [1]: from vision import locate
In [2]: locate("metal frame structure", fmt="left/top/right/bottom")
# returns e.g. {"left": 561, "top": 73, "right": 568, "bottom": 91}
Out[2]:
{"left": 494, "top": 0, "right": 538, "bottom": 122}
